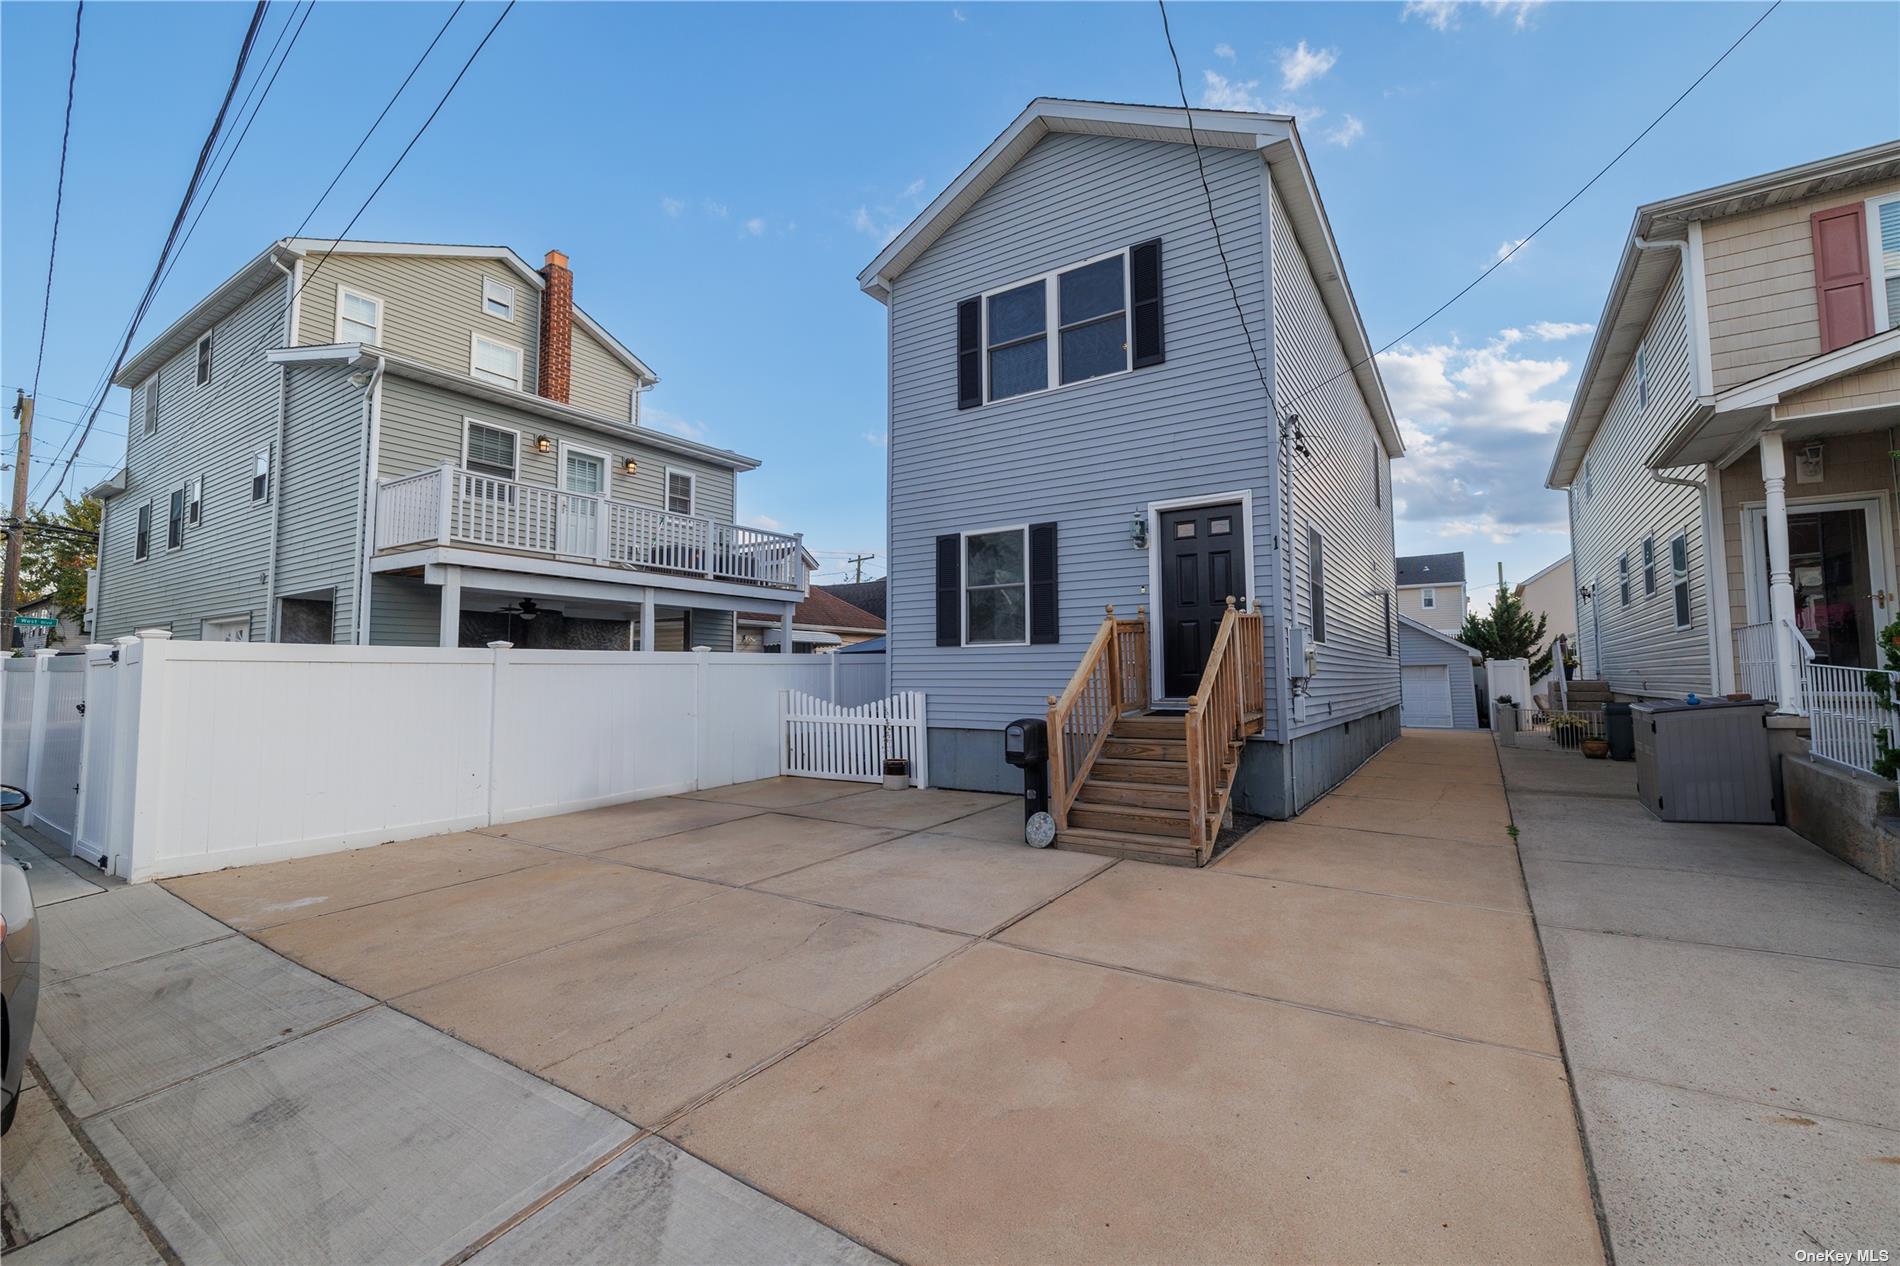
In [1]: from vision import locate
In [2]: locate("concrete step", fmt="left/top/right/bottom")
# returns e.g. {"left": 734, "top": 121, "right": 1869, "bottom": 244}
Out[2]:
{"left": 1090, "top": 758, "right": 1190, "bottom": 786}
{"left": 1068, "top": 801, "right": 1190, "bottom": 836}
{"left": 1075, "top": 779, "right": 1189, "bottom": 811}
{"left": 1114, "top": 715, "right": 1187, "bottom": 739}
{"left": 1102, "top": 737, "right": 1186, "bottom": 762}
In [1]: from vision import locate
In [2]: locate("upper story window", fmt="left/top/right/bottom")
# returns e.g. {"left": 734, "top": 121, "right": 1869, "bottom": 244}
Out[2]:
{"left": 463, "top": 420, "right": 519, "bottom": 481}
{"left": 1871, "top": 193, "right": 1900, "bottom": 333}
{"left": 957, "top": 240, "right": 1164, "bottom": 410}
{"left": 481, "top": 277, "right": 515, "bottom": 322}
{"left": 470, "top": 333, "right": 524, "bottom": 389}
{"left": 1641, "top": 536, "right": 1657, "bottom": 596}
{"left": 167, "top": 487, "right": 186, "bottom": 550}
{"left": 188, "top": 475, "right": 203, "bottom": 526}
{"left": 196, "top": 334, "right": 213, "bottom": 386}
{"left": 135, "top": 502, "right": 152, "bottom": 560}
{"left": 1421, "top": 587, "right": 1436, "bottom": 610}
{"left": 252, "top": 446, "right": 271, "bottom": 502}
{"left": 963, "top": 525, "right": 1028, "bottom": 646}
{"left": 666, "top": 468, "right": 696, "bottom": 516}
{"left": 1635, "top": 343, "right": 1648, "bottom": 411}
{"left": 336, "top": 285, "right": 383, "bottom": 344}
{"left": 143, "top": 371, "right": 160, "bottom": 435}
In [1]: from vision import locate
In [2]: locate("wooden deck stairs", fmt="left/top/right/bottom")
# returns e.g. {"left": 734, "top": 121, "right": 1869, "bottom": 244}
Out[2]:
{"left": 1046, "top": 601, "right": 1265, "bottom": 867}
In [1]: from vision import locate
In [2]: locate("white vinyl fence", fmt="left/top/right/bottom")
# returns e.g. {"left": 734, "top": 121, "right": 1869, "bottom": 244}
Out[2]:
{"left": 1, "top": 634, "right": 904, "bottom": 882}
{"left": 779, "top": 689, "right": 927, "bottom": 785}
{"left": 1484, "top": 657, "right": 1533, "bottom": 729}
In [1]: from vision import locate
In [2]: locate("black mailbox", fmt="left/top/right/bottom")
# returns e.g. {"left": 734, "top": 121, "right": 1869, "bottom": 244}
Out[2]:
{"left": 1003, "top": 718, "right": 1055, "bottom": 847}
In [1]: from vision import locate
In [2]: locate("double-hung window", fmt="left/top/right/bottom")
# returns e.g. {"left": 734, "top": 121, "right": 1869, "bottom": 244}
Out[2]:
{"left": 470, "top": 333, "right": 523, "bottom": 389}
{"left": 336, "top": 286, "right": 383, "bottom": 344}
{"left": 463, "top": 421, "right": 518, "bottom": 483}
{"left": 1871, "top": 193, "right": 1900, "bottom": 332}
{"left": 666, "top": 469, "right": 695, "bottom": 516}
{"left": 1421, "top": 587, "right": 1436, "bottom": 611}
{"left": 167, "top": 488, "right": 186, "bottom": 550}
{"left": 143, "top": 371, "right": 160, "bottom": 435}
{"left": 481, "top": 276, "right": 515, "bottom": 322}
{"left": 1307, "top": 526, "right": 1327, "bottom": 643}
{"left": 196, "top": 334, "right": 213, "bottom": 386}
{"left": 187, "top": 475, "right": 203, "bottom": 526}
{"left": 251, "top": 447, "right": 271, "bottom": 502}
{"left": 1670, "top": 534, "right": 1691, "bottom": 629}
{"left": 983, "top": 251, "right": 1131, "bottom": 403}
{"left": 963, "top": 526, "right": 1028, "bottom": 646}
{"left": 1619, "top": 554, "right": 1631, "bottom": 606}
{"left": 1642, "top": 537, "right": 1657, "bottom": 596}
{"left": 135, "top": 502, "right": 152, "bottom": 560}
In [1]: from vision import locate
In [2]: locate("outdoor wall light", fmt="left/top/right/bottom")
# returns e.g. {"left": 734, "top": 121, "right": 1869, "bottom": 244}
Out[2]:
{"left": 1129, "top": 510, "right": 1149, "bottom": 550}
{"left": 535, "top": 434, "right": 553, "bottom": 454}
{"left": 623, "top": 458, "right": 639, "bottom": 476}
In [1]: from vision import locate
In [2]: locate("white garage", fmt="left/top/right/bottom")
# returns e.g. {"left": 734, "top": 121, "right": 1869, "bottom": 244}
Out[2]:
{"left": 1397, "top": 615, "right": 1480, "bottom": 730}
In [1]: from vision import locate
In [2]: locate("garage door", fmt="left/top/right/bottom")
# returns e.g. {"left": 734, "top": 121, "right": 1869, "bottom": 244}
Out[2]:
{"left": 1401, "top": 663, "right": 1454, "bottom": 728}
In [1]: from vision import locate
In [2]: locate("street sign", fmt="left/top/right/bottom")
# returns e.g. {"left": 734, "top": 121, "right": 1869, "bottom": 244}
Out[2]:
{"left": 11, "top": 616, "right": 57, "bottom": 627}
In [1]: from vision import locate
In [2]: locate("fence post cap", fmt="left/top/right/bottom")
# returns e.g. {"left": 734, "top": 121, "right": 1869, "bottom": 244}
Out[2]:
{"left": 136, "top": 628, "right": 173, "bottom": 640}
{"left": 112, "top": 635, "right": 139, "bottom": 647}
{"left": 692, "top": 645, "right": 711, "bottom": 653}
{"left": 85, "top": 644, "right": 113, "bottom": 653}
{"left": 33, "top": 648, "right": 59, "bottom": 659}
{"left": 487, "top": 640, "right": 514, "bottom": 650}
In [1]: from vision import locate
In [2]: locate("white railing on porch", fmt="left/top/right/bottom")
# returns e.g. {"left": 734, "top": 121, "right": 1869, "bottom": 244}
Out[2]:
{"left": 1734, "top": 621, "right": 1780, "bottom": 703}
{"left": 374, "top": 463, "right": 804, "bottom": 589}
{"left": 1804, "top": 662, "right": 1899, "bottom": 778}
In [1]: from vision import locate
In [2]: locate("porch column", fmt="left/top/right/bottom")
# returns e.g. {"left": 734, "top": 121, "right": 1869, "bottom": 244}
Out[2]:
{"left": 780, "top": 601, "right": 796, "bottom": 655}
{"left": 438, "top": 565, "right": 462, "bottom": 650}
{"left": 639, "top": 592, "right": 656, "bottom": 652}
{"left": 1760, "top": 431, "right": 1803, "bottom": 713}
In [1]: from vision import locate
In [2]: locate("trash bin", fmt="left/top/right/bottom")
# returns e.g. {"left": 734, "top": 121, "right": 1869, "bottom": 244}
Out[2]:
{"left": 1631, "top": 699, "right": 1775, "bottom": 823}
{"left": 1604, "top": 702, "right": 1634, "bottom": 762}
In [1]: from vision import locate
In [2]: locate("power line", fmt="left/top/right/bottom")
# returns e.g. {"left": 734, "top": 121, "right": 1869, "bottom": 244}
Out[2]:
{"left": 31, "top": 1, "right": 271, "bottom": 513}
{"left": 29, "top": 1, "right": 84, "bottom": 400}
{"left": 0, "top": 388, "right": 123, "bottom": 420}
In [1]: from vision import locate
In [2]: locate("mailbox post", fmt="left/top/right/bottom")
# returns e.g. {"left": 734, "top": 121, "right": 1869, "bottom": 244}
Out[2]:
{"left": 1003, "top": 717, "right": 1055, "bottom": 847}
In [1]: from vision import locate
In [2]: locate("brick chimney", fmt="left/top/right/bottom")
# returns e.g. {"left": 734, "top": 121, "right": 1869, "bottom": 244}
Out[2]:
{"left": 538, "top": 250, "right": 573, "bottom": 403}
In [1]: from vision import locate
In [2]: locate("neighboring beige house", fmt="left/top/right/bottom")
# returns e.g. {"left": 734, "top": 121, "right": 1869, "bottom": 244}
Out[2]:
{"left": 1515, "top": 554, "right": 1576, "bottom": 691}
{"left": 1548, "top": 141, "right": 1900, "bottom": 888}
{"left": 1396, "top": 552, "right": 1467, "bottom": 633}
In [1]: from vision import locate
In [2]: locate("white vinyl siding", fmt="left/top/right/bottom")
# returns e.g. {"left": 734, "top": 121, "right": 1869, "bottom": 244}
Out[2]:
{"left": 303, "top": 255, "right": 539, "bottom": 389}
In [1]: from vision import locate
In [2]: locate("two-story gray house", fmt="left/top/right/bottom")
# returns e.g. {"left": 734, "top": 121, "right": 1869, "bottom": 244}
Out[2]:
{"left": 859, "top": 100, "right": 1402, "bottom": 862}
{"left": 90, "top": 240, "right": 807, "bottom": 650}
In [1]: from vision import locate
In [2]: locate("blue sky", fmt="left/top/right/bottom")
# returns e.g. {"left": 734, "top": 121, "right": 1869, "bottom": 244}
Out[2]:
{"left": 4, "top": 1, "right": 1896, "bottom": 593}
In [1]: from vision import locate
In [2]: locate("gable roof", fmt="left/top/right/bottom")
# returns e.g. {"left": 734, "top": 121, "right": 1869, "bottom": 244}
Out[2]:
{"left": 817, "top": 579, "right": 886, "bottom": 621}
{"left": 117, "top": 239, "right": 657, "bottom": 389}
{"left": 739, "top": 586, "right": 885, "bottom": 633}
{"left": 1547, "top": 140, "right": 1900, "bottom": 489}
{"left": 1396, "top": 552, "right": 1466, "bottom": 587}
{"left": 1398, "top": 612, "right": 1480, "bottom": 660}
{"left": 856, "top": 97, "right": 1399, "bottom": 454}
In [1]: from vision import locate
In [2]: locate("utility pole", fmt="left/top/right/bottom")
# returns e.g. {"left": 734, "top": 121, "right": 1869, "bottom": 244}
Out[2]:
{"left": 3, "top": 390, "right": 32, "bottom": 650}
{"left": 845, "top": 551, "right": 875, "bottom": 584}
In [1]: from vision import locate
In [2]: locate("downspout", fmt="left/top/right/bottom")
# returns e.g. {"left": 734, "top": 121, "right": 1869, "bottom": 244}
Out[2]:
{"left": 351, "top": 354, "right": 386, "bottom": 644}
{"left": 263, "top": 255, "right": 295, "bottom": 640}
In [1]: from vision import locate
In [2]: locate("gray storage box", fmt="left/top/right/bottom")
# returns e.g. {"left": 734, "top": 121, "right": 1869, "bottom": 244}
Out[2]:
{"left": 1631, "top": 699, "right": 1776, "bottom": 823}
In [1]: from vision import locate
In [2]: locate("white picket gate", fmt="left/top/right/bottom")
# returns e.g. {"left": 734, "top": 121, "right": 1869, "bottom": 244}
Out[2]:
{"left": 778, "top": 689, "right": 928, "bottom": 787}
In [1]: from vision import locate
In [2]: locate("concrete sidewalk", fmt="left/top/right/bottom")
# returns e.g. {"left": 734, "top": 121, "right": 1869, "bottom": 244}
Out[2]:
{"left": 1501, "top": 743, "right": 1900, "bottom": 1266}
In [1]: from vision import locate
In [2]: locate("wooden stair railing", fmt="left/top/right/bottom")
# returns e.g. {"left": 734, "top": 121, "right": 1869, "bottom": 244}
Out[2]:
{"left": 1183, "top": 597, "right": 1266, "bottom": 864}
{"left": 1047, "top": 606, "right": 1150, "bottom": 831}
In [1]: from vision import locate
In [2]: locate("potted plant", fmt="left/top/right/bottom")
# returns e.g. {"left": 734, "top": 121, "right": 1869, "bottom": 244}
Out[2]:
{"left": 1494, "top": 696, "right": 1518, "bottom": 746}
{"left": 1549, "top": 712, "right": 1586, "bottom": 750}
{"left": 1581, "top": 734, "right": 1610, "bottom": 759}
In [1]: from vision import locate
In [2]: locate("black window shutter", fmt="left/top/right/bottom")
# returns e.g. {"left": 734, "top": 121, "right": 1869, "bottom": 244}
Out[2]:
{"left": 956, "top": 298, "right": 982, "bottom": 409}
{"left": 1130, "top": 239, "right": 1165, "bottom": 368}
{"left": 1029, "top": 521, "right": 1059, "bottom": 644}
{"left": 936, "top": 534, "right": 962, "bottom": 646}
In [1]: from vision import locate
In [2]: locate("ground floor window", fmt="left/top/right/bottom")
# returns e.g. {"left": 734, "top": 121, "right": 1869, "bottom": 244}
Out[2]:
{"left": 963, "top": 526, "right": 1027, "bottom": 645}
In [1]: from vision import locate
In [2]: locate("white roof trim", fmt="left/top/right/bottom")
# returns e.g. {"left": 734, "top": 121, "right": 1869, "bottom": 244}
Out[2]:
{"left": 855, "top": 97, "right": 1398, "bottom": 451}
{"left": 1397, "top": 612, "right": 1480, "bottom": 658}
{"left": 1716, "top": 327, "right": 1900, "bottom": 411}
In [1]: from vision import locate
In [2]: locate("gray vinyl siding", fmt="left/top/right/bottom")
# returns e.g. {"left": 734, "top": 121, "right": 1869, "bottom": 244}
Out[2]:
{"left": 375, "top": 375, "right": 737, "bottom": 521}
{"left": 1571, "top": 261, "right": 1712, "bottom": 698}
{"left": 95, "top": 279, "right": 289, "bottom": 641}
{"left": 885, "top": 131, "right": 1275, "bottom": 732}
{"left": 1270, "top": 182, "right": 1400, "bottom": 738}
{"left": 273, "top": 362, "right": 368, "bottom": 639}
{"left": 298, "top": 254, "right": 542, "bottom": 389}
{"left": 1398, "top": 621, "right": 1478, "bottom": 729}
{"left": 570, "top": 322, "right": 638, "bottom": 421}
{"left": 368, "top": 573, "right": 439, "bottom": 646}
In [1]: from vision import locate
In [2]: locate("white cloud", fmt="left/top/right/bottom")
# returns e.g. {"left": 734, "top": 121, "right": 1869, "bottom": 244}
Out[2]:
{"left": 659, "top": 196, "right": 684, "bottom": 217}
{"left": 1526, "top": 320, "right": 1592, "bottom": 342}
{"left": 1380, "top": 329, "right": 1576, "bottom": 543}
{"left": 863, "top": 431, "right": 888, "bottom": 448}
{"left": 702, "top": 199, "right": 729, "bottom": 219}
{"left": 743, "top": 512, "right": 784, "bottom": 531}
{"left": 1402, "top": 1, "right": 1460, "bottom": 31}
{"left": 1278, "top": 40, "right": 1338, "bottom": 92}
{"left": 1481, "top": 0, "right": 1545, "bottom": 29}
{"left": 1493, "top": 237, "right": 1528, "bottom": 265}
{"left": 1200, "top": 69, "right": 1266, "bottom": 113}
{"left": 951, "top": 6, "right": 966, "bottom": 20}
{"left": 1322, "top": 113, "right": 1365, "bottom": 147}
{"left": 851, "top": 178, "right": 931, "bottom": 244}
{"left": 744, "top": 217, "right": 766, "bottom": 237}
{"left": 641, "top": 405, "right": 710, "bottom": 443}
{"left": 1214, "top": 42, "right": 1236, "bottom": 61}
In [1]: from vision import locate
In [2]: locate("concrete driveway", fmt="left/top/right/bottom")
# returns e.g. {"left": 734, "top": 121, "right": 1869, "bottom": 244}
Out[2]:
{"left": 10, "top": 734, "right": 1606, "bottom": 1264}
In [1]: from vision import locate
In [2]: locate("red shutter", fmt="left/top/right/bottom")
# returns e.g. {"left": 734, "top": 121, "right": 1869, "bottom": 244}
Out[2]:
{"left": 1811, "top": 204, "right": 1874, "bottom": 353}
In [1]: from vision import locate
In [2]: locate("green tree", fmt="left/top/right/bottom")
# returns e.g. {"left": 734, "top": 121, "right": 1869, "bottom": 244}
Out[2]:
{"left": 1459, "top": 583, "right": 1552, "bottom": 679}
{"left": 19, "top": 495, "right": 100, "bottom": 642}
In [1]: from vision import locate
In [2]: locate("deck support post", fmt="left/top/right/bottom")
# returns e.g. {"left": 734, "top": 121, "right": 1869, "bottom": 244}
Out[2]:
{"left": 438, "top": 565, "right": 461, "bottom": 649}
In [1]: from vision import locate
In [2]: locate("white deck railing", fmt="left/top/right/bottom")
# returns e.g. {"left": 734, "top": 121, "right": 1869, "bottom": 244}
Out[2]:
{"left": 1805, "top": 662, "right": 1899, "bottom": 777}
{"left": 374, "top": 463, "right": 803, "bottom": 589}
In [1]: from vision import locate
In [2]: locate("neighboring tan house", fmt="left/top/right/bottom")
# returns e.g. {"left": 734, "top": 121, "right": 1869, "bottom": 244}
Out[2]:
{"left": 737, "top": 587, "right": 885, "bottom": 652}
{"left": 1515, "top": 553, "right": 1576, "bottom": 692}
{"left": 1547, "top": 142, "right": 1900, "bottom": 706}
{"left": 90, "top": 240, "right": 807, "bottom": 649}
{"left": 1396, "top": 552, "right": 1467, "bottom": 633}
{"left": 859, "top": 99, "right": 1403, "bottom": 860}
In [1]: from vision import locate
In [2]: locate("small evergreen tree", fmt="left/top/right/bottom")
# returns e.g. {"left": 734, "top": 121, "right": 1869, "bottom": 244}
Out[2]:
{"left": 1460, "top": 584, "right": 1551, "bottom": 678}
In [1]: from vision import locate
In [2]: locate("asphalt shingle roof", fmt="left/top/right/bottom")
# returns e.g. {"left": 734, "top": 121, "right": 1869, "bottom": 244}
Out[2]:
{"left": 1396, "top": 552, "right": 1466, "bottom": 587}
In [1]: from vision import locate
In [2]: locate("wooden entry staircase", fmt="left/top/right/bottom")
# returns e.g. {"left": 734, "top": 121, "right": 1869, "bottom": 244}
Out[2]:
{"left": 1047, "top": 600, "right": 1266, "bottom": 866}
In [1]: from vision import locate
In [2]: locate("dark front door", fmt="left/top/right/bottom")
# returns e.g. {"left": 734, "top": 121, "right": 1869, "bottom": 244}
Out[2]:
{"left": 1159, "top": 502, "right": 1245, "bottom": 698}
